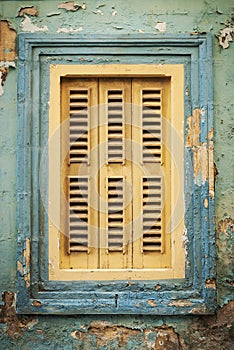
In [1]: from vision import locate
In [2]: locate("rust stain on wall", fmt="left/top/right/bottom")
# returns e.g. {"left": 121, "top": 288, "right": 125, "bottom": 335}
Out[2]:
{"left": 0, "top": 20, "right": 17, "bottom": 62}
{"left": 18, "top": 6, "right": 38, "bottom": 17}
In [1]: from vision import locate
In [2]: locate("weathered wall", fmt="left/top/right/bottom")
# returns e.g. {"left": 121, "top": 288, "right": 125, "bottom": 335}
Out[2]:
{"left": 0, "top": 0, "right": 233, "bottom": 348}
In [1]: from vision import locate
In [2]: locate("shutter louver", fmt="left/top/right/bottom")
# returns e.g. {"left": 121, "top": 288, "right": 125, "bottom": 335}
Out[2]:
{"left": 107, "top": 177, "right": 124, "bottom": 251}
{"left": 107, "top": 90, "right": 124, "bottom": 163}
{"left": 142, "top": 89, "right": 162, "bottom": 163}
{"left": 69, "top": 89, "right": 89, "bottom": 163}
{"left": 69, "top": 176, "right": 89, "bottom": 252}
{"left": 142, "top": 176, "right": 162, "bottom": 252}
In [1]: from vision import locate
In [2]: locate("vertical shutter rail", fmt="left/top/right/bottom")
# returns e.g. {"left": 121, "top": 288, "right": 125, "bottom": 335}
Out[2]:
{"left": 69, "top": 89, "right": 89, "bottom": 163}
{"left": 69, "top": 176, "right": 89, "bottom": 252}
{"left": 107, "top": 177, "right": 124, "bottom": 252}
{"left": 142, "top": 176, "right": 162, "bottom": 252}
{"left": 142, "top": 89, "right": 162, "bottom": 163}
{"left": 107, "top": 90, "right": 124, "bottom": 163}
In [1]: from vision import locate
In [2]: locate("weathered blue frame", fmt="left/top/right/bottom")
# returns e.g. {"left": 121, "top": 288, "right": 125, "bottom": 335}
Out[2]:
{"left": 17, "top": 34, "right": 215, "bottom": 314}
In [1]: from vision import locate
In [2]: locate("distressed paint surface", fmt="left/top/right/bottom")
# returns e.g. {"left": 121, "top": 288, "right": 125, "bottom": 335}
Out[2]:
{"left": 0, "top": 0, "right": 233, "bottom": 348}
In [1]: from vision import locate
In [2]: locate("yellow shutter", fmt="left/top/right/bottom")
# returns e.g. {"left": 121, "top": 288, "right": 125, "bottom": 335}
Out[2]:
{"left": 49, "top": 64, "right": 184, "bottom": 280}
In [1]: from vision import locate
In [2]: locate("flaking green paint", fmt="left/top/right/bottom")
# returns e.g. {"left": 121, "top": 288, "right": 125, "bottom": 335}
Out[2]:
{"left": 0, "top": 0, "right": 233, "bottom": 348}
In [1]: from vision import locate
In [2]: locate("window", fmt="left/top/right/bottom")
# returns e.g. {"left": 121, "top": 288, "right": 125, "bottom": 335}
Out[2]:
{"left": 49, "top": 65, "right": 184, "bottom": 280}
{"left": 17, "top": 34, "right": 215, "bottom": 314}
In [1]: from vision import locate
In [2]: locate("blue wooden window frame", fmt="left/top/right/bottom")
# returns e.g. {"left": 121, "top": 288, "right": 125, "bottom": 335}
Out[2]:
{"left": 17, "top": 34, "right": 215, "bottom": 314}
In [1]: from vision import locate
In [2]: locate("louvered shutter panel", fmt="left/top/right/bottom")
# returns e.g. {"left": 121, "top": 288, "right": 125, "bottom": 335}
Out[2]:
{"left": 132, "top": 78, "right": 171, "bottom": 269}
{"left": 60, "top": 78, "right": 99, "bottom": 269}
{"left": 99, "top": 79, "right": 132, "bottom": 269}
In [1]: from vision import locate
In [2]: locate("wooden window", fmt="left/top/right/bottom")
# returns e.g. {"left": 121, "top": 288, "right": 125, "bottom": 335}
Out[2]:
{"left": 49, "top": 65, "right": 185, "bottom": 280}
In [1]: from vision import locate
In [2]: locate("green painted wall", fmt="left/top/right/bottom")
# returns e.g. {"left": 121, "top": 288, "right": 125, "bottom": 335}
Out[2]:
{"left": 0, "top": 0, "right": 233, "bottom": 348}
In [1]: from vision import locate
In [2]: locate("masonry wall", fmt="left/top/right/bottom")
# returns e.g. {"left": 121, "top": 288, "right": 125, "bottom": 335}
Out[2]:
{"left": 0, "top": 1, "right": 233, "bottom": 349}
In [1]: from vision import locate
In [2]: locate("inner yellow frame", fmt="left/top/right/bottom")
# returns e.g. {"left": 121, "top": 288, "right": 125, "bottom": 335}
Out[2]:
{"left": 48, "top": 64, "right": 185, "bottom": 281}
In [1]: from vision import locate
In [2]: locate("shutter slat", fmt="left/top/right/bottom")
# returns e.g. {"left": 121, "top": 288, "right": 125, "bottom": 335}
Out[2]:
{"left": 69, "top": 177, "right": 89, "bottom": 252}
{"left": 142, "top": 177, "right": 162, "bottom": 252}
{"left": 69, "top": 89, "right": 89, "bottom": 163}
{"left": 142, "top": 89, "right": 162, "bottom": 163}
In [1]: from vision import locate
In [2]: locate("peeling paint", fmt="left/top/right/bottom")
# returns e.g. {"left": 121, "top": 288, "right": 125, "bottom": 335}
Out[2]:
{"left": 168, "top": 300, "right": 192, "bottom": 307}
{"left": 18, "top": 6, "right": 38, "bottom": 17}
{"left": 218, "top": 217, "right": 234, "bottom": 237}
{"left": 56, "top": 27, "right": 83, "bottom": 33}
{"left": 58, "top": 1, "right": 86, "bottom": 12}
{"left": 155, "top": 328, "right": 188, "bottom": 350}
{"left": 217, "top": 26, "right": 234, "bottom": 49}
{"left": 21, "top": 15, "right": 48, "bottom": 32}
{"left": 0, "top": 21, "right": 17, "bottom": 62}
{"left": 186, "top": 109, "right": 200, "bottom": 147}
{"left": 204, "top": 197, "right": 209, "bottom": 208}
{"left": 148, "top": 299, "right": 157, "bottom": 307}
{"left": 208, "top": 128, "right": 215, "bottom": 199}
{"left": 205, "top": 279, "right": 216, "bottom": 289}
{"left": 155, "top": 22, "right": 167, "bottom": 32}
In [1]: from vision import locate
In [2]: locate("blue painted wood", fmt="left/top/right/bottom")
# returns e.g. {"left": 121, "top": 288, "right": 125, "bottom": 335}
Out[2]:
{"left": 17, "top": 34, "right": 215, "bottom": 315}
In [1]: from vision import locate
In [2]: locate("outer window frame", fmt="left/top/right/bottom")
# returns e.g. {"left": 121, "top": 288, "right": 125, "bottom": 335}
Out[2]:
{"left": 17, "top": 34, "right": 215, "bottom": 315}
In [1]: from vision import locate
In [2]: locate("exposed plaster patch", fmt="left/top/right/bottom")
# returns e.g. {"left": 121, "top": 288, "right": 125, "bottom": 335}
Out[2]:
{"left": 0, "top": 21, "right": 17, "bottom": 62}
{"left": 186, "top": 108, "right": 200, "bottom": 147}
{"left": 0, "top": 292, "right": 38, "bottom": 338}
{"left": 168, "top": 300, "right": 192, "bottom": 307}
{"left": 18, "top": 6, "right": 38, "bottom": 17}
{"left": 155, "top": 22, "right": 167, "bottom": 32}
{"left": 32, "top": 300, "right": 42, "bottom": 307}
{"left": 17, "top": 238, "right": 30, "bottom": 287}
{"left": 84, "top": 321, "right": 141, "bottom": 347}
{"left": 58, "top": 1, "right": 86, "bottom": 12}
{"left": 204, "top": 198, "right": 209, "bottom": 208}
{"left": 0, "top": 21, "right": 17, "bottom": 96}
{"left": 193, "top": 142, "right": 208, "bottom": 185}
{"left": 205, "top": 278, "right": 216, "bottom": 289}
{"left": 21, "top": 15, "right": 48, "bottom": 32}
{"left": 208, "top": 127, "right": 215, "bottom": 199}
{"left": 57, "top": 27, "right": 83, "bottom": 33}
{"left": 148, "top": 299, "right": 157, "bottom": 307}
{"left": 218, "top": 217, "right": 234, "bottom": 237}
{"left": 155, "top": 328, "right": 188, "bottom": 350}
{"left": 186, "top": 109, "right": 215, "bottom": 190}
{"left": 217, "top": 26, "right": 234, "bottom": 49}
